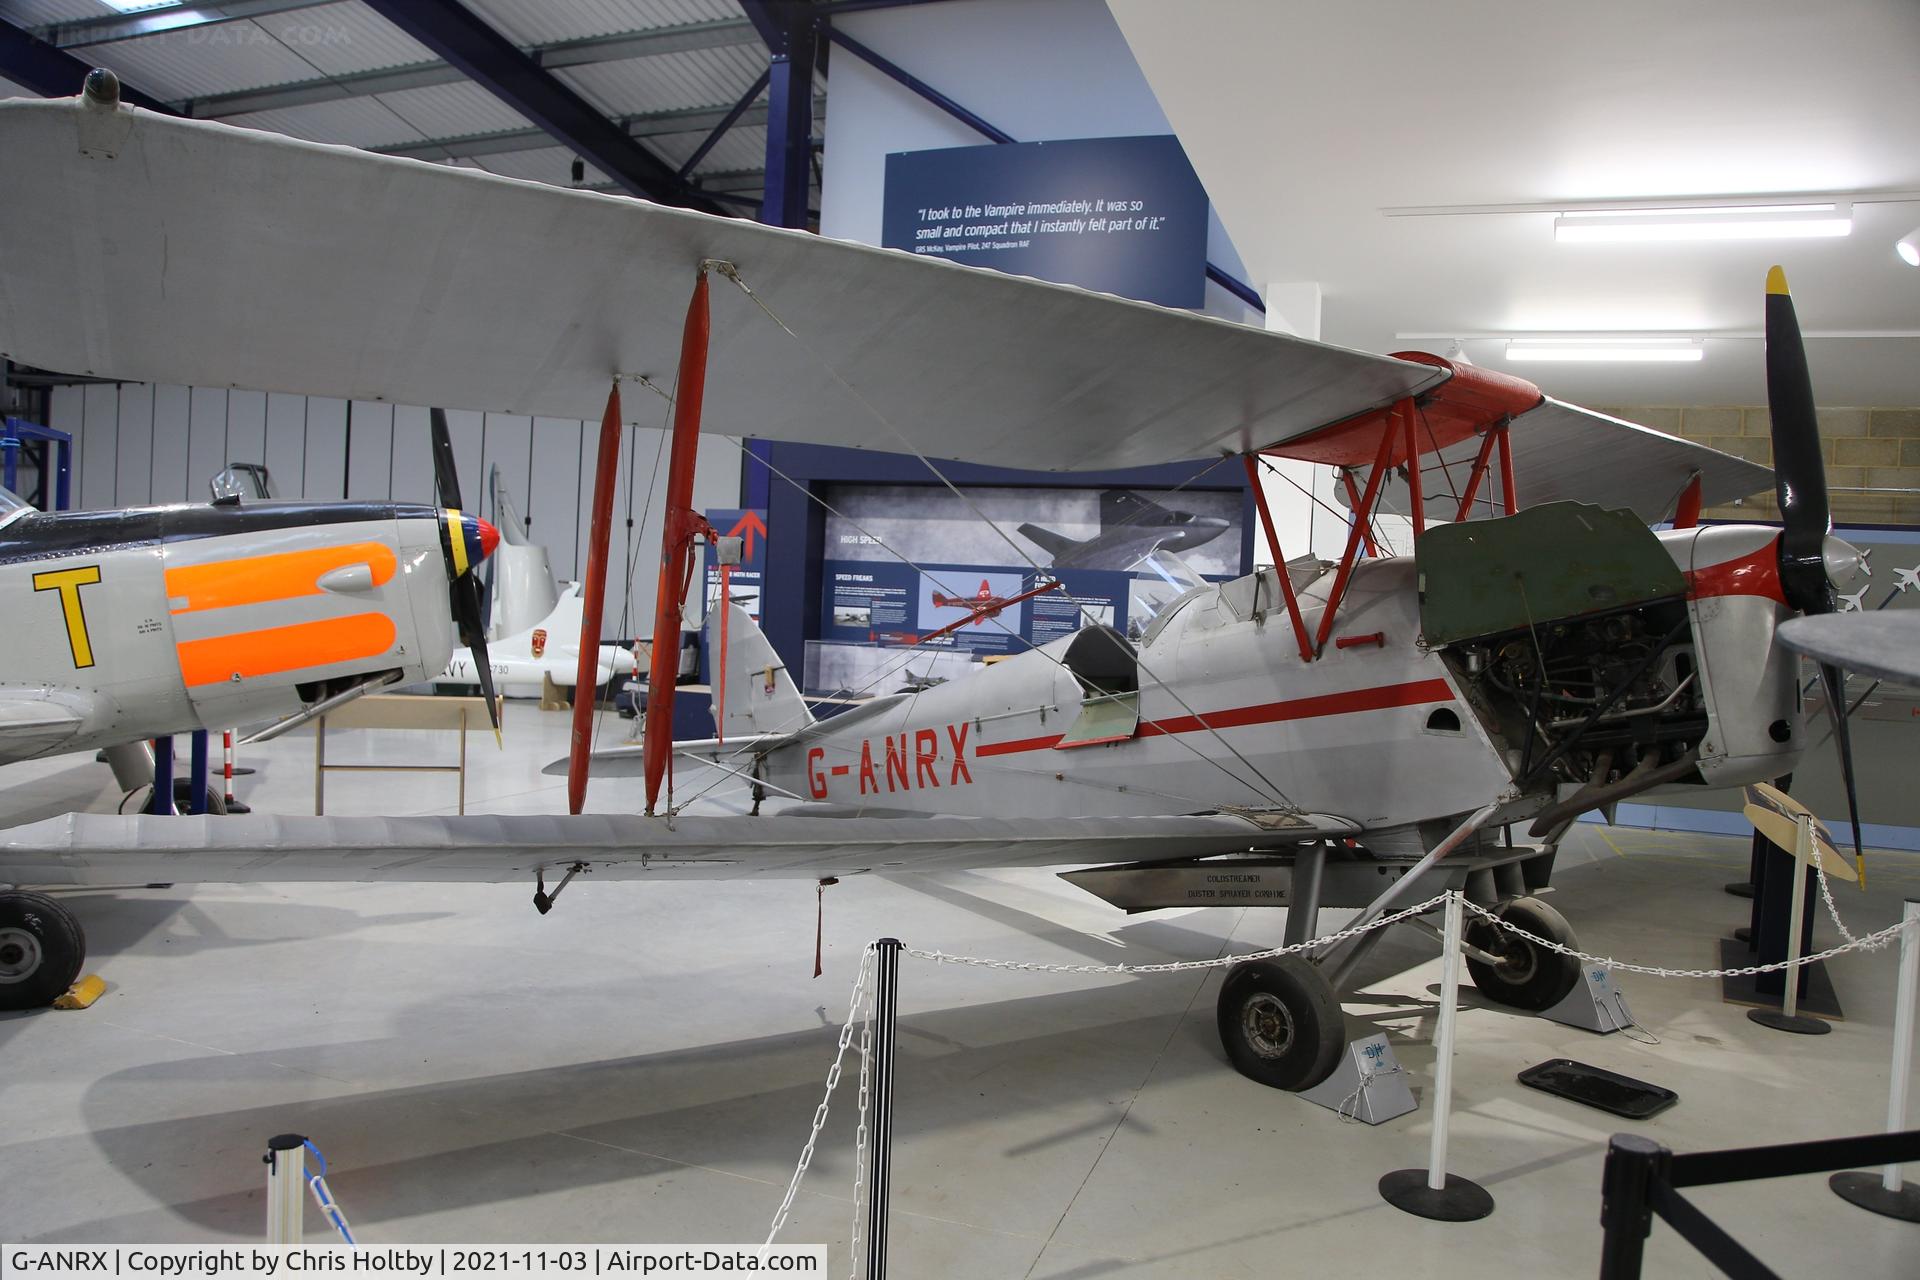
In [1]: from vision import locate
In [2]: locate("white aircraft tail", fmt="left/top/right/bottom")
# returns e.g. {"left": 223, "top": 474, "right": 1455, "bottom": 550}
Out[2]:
{"left": 705, "top": 601, "right": 813, "bottom": 739}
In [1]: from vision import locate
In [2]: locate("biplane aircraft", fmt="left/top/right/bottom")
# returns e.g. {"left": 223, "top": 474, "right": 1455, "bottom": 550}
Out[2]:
{"left": 0, "top": 85, "right": 1871, "bottom": 1092}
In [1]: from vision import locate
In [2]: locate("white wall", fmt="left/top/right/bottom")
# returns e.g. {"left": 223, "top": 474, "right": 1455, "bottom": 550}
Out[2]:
{"left": 818, "top": 0, "right": 1259, "bottom": 325}
{"left": 45, "top": 381, "right": 738, "bottom": 639}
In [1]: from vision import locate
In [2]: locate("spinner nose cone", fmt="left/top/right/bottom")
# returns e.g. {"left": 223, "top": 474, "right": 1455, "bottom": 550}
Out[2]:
{"left": 443, "top": 510, "right": 499, "bottom": 577}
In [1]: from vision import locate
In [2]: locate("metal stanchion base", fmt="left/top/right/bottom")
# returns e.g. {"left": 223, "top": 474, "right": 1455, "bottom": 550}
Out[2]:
{"left": 1724, "top": 881, "right": 1756, "bottom": 899}
{"left": 1379, "top": 1169, "right": 1494, "bottom": 1221}
{"left": 1746, "top": 1008, "right": 1832, "bottom": 1035}
{"left": 1829, "top": 1172, "right": 1920, "bottom": 1222}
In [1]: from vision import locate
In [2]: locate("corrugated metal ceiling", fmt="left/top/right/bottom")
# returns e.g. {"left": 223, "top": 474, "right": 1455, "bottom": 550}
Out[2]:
{"left": 87, "top": 22, "right": 322, "bottom": 98}
{"left": 0, "top": 0, "right": 110, "bottom": 26}
{"left": 375, "top": 78, "right": 532, "bottom": 139}
{"left": 464, "top": 0, "right": 743, "bottom": 46}
{"left": 253, "top": 2, "right": 434, "bottom": 77}
{"left": 224, "top": 93, "right": 420, "bottom": 148}
{"left": 3, "top": 0, "right": 816, "bottom": 206}
{"left": 555, "top": 41, "right": 766, "bottom": 116}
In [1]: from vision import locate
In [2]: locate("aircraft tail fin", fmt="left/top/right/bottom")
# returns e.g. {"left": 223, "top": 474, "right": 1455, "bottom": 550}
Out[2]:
{"left": 488, "top": 464, "right": 530, "bottom": 547}
{"left": 1018, "top": 522, "right": 1084, "bottom": 561}
{"left": 705, "top": 600, "right": 813, "bottom": 739}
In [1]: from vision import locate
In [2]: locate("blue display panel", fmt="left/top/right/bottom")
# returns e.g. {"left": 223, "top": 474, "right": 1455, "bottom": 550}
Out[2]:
{"left": 881, "top": 135, "right": 1208, "bottom": 308}
{"left": 807, "top": 480, "right": 1242, "bottom": 697}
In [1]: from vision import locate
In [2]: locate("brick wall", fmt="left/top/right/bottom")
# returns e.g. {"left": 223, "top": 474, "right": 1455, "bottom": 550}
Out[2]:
{"left": 1595, "top": 406, "right": 1920, "bottom": 526}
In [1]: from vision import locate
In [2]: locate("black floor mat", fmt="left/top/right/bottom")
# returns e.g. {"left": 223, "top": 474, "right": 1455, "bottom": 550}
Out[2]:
{"left": 1518, "top": 1058, "right": 1677, "bottom": 1119}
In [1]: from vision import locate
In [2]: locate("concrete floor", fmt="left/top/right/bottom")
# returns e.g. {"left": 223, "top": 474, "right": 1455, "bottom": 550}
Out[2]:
{"left": 2, "top": 710, "right": 1917, "bottom": 1277}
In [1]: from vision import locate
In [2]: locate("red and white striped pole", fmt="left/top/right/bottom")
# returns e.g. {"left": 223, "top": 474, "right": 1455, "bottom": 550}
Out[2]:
{"left": 222, "top": 730, "right": 236, "bottom": 807}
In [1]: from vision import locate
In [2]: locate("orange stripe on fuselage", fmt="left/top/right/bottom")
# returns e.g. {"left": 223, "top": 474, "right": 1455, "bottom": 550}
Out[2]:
{"left": 176, "top": 613, "right": 397, "bottom": 687}
{"left": 165, "top": 542, "right": 397, "bottom": 615}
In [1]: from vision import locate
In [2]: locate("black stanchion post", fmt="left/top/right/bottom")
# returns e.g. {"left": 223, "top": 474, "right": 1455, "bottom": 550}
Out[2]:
{"left": 864, "top": 938, "right": 901, "bottom": 1280}
{"left": 1598, "top": 1134, "right": 1666, "bottom": 1280}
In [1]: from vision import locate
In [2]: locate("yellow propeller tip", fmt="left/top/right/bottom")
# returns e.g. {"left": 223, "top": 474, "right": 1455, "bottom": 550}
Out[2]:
{"left": 1766, "top": 265, "right": 1790, "bottom": 296}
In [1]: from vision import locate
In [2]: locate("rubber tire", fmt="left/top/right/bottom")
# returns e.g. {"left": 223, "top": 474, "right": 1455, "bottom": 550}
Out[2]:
{"left": 1464, "top": 895, "right": 1582, "bottom": 1012}
{"left": 0, "top": 890, "right": 86, "bottom": 1011}
{"left": 172, "top": 779, "right": 228, "bottom": 816}
{"left": 120, "top": 783, "right": 228, "bottom": 815}
{"left": 1217, "top": 956, "right": 1346, "bottom": 1091}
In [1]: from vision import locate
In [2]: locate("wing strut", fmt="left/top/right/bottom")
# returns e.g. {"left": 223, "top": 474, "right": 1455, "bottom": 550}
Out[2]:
{"left": 1241, "top": 454, "right": 1313, "bottom": 663}
{"left": 1451, "top": 420, "right": 1504, "bottom": 522}
{"left": 643, "top": 265, "right": 719, "bottom": 815}
{"left": 1312, "top": 410, "right": 1402, "bottom": 655}
{"left": 568, "top": 381, "right": 625, "bottom": 815}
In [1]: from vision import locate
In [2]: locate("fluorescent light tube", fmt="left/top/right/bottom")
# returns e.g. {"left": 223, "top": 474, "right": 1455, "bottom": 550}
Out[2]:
{"left": 1555, "top": 204, "right": 1852, "bottom": 243}
{"left": 100, "top": 2, "right": 179, "bottom": 12}
{"left": 1505, "top": 340, "right": 1705, "bottom": 364}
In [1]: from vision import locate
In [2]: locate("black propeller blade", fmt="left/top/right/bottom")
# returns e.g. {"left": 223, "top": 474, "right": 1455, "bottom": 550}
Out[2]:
{"left": 430, "top": 408, "right": 502, "bottom": 741}
{"left": 1764, "top": 266, "right": 1863, "bottom": 876}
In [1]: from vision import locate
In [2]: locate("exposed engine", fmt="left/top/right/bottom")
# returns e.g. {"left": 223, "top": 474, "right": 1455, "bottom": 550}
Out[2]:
{"left": 1444, "top": 596, "right": 1705, "bottom": 812}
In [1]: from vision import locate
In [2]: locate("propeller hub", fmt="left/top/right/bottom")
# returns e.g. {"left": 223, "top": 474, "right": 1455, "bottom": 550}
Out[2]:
{"left": 441, "top": 509, "right": 499, "bottom": 578}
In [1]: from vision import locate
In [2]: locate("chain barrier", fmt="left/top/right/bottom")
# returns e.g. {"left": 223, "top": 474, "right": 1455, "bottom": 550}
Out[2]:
{"left": 1815, "top": 862, "right": 1886, "bottom": 951}
{"left": 765, "top": 942, "right": 876, "bottom": 1248}
{"left": 1460, "top": 896, "right": 1916, "bottom": 980}
{"left": 905, "top": 892, "right": 1454, "bottom": 975}
{"left": 772, "top": 883, "right": 1919, "bottom": 1266}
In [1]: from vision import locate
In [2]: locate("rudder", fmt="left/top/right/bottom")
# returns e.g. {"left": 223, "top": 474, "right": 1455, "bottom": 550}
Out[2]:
{"left": 705, "top": 601, "right": 813, "bottom": 738}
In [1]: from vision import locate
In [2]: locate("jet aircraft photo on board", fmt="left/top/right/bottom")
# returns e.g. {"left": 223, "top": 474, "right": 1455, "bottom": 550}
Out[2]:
{"left": 0, "top": 83, "right": 1876, "bottom": 1093}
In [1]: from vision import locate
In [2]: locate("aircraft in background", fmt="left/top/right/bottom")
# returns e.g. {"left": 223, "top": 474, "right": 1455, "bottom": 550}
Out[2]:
{"left": 0, "top": 93, "right": 1872, "bottom": 1096}
{"left": 1019, "top": 489, "right": 1231, "bottom": 570}
{"left": 439, "top": 582, "right": 637, "bottom": 698}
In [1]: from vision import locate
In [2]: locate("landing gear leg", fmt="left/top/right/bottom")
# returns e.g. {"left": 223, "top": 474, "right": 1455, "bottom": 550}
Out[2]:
{"left": 1217, "top": 956, "right": 1346, "bottom": 1091}
{"left": 0, "top": 891, "right": 86, "bottom": 1011}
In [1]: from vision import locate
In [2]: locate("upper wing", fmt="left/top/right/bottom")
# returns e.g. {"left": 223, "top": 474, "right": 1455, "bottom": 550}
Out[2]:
{"left": 1362, "top": 399, "right": 1772, "bottom": 525}
{"left": 0, "top": 810, "right": 1359, "bottom": 887}
{"left": 0, "top": 98, "right": 1439, "bottom": 474}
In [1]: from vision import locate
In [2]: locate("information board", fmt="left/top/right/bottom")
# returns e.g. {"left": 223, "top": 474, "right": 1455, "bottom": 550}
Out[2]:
{"left": 881, "top": 135, "right": 1208, "bottom": 308}
{"left": 808, "top": 482, "right": 1241, "bottom": 697}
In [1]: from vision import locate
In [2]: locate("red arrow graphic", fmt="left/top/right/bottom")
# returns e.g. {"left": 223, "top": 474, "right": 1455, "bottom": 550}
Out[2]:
{"left": 726, "top": 510, "right": 768, "bottom": 560}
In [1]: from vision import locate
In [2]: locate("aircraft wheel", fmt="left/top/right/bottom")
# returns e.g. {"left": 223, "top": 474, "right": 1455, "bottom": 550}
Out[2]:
{"left": 1217, "top": 956, "right": 1345, "bottom": 1091}
{"left": 0, "top": 890, "right": 86, "bottom": 1011}
{"left": 1464, "top": 896, "right": 1581, "bottom": 1012}
{"left": 117, "top": 783, "right": 227, "bottom": 815}
{"left": 172, "top": 780, "right": 228, "bottom": 815}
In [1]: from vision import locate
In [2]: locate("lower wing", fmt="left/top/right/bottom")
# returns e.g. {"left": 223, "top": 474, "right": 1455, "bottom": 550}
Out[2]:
{"left": 0, "top": 810, "right": 1360, "bottom": 887}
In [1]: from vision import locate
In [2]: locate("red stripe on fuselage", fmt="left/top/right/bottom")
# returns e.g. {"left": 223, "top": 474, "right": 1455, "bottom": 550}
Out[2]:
{"left": 973, "top": 677, "right": 1456, "bottom": 758}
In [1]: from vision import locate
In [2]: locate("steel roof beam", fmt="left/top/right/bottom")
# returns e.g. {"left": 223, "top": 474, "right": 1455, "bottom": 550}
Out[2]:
{"left": 356, "top": 0, "right": 726, "bottom": 213}
{"left": 371, "top": 96, "right": 820, "bottom": 163}
{"left": 0, "top": 16, "right": 175, "bottom": 112}
{"left": 34, "top": 1, "right": 332, "bottom": 50}
{"left": 738, "top": 1, "right": 817, "bottom": 228}
{"left": 180, "top": 16, "right": 756, "bottom": 119}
